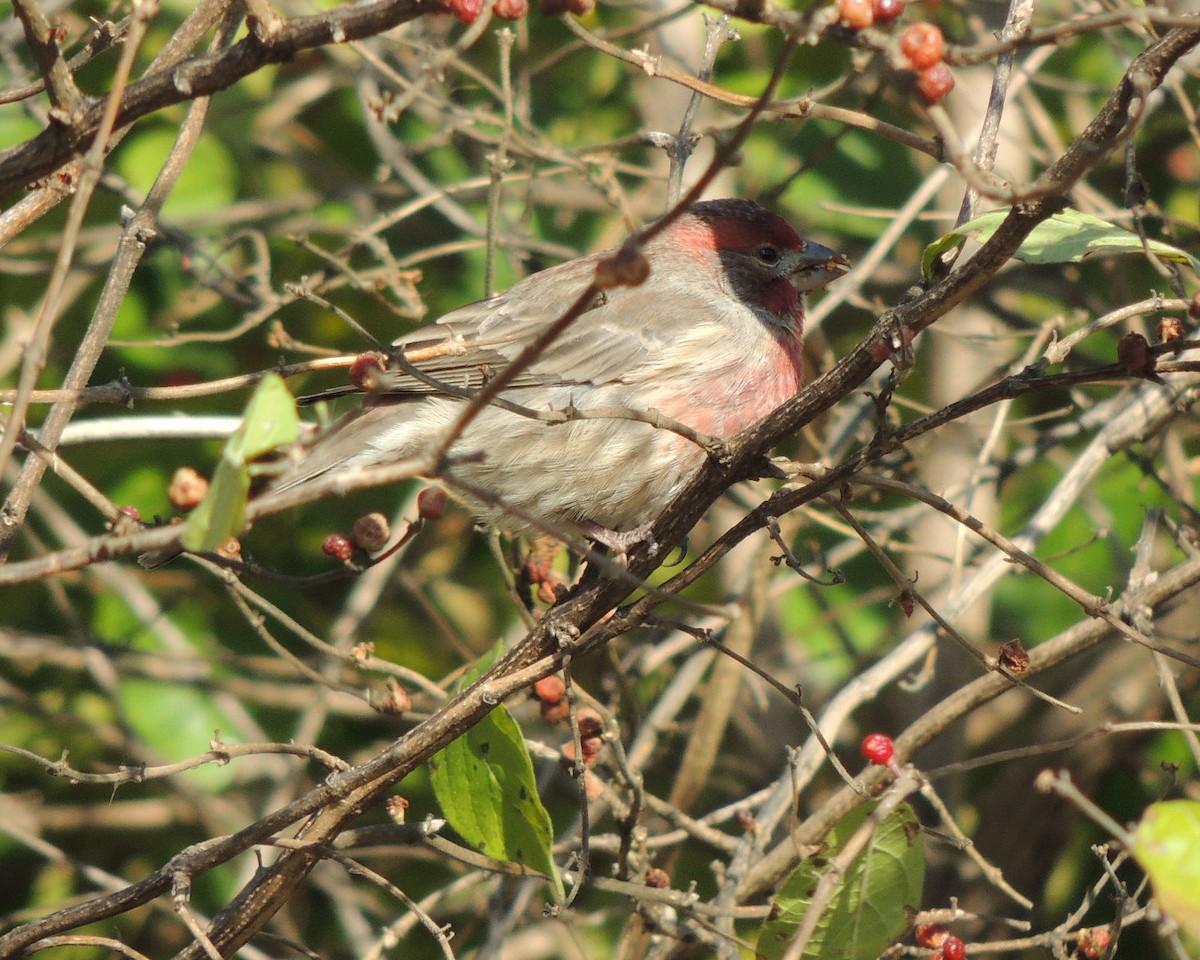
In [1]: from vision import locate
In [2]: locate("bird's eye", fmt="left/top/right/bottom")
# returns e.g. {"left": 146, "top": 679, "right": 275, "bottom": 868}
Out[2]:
{"left": 756, "top": 245, "right": 780, "bottom": 265}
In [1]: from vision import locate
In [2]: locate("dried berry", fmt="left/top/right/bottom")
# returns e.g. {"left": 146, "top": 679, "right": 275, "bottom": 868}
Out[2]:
{"left": 645, "top": 867, "right": 670, "bottom": 889}
{"left": 916, "top": 924, "right": 949, "bottom": 949}
{"left": 900, "top": 22, "right": 944, "bottom": 70}
{"left": 1117, "top": 331, "right": 1163, "bottom": 382}
{"left": 1158, "top": 316, "right": 1183, "bottom": 342}
{"left": 417, "top": 486, "right": 447, "bottom": 521}
{"left": 168, "top": 467, "right": 209, "bottom": 511}
{"left": 322, "top": 533, "right": 355, "bottom": 562}
{"left": 915, "top": 61, "right": 955, "bottom": 105}
{"left": 579, "top": 733, "right": 604, "bottom": 762}
{"left": 348, "top": 351, "right": 389, "bottom": 392}
{"left": 838, "top": 0, "right": 874, "bottom": 29}
{"left": 352, "top": 512, "right": 391, "bottom": 552}
{"left": 386, "top": 795, "right": 410, "bottom": 824}
{"left": 939, "top": 935, "right": 966, "bottom": 960}
{"left": 860, "top": 732, "right": 895, "bottom": 766}
{"left": 997, "top": 638, "right": 1030, "bottom": 676}
{"left": 595, "top": 243, "right": 650, "bottom": 290}
{"left": 217, "top": 537, "right": 242, "bottom": 560}
{"left": 576, "top": 707, "right": 604, "bottom": 739}
{"left": 381, "top": 678, "right": 411, "bottom": 714}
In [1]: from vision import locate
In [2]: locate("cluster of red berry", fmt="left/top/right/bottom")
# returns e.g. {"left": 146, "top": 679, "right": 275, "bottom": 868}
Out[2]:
{"left": 532, "top": 676, "right": 606, "bottom": 772}
{"left": 442, "top": 0, "right": 595, "bottom": 26}
{"left": 321, "top": 511, "right": 392, "bottom": 561}
{"left": 837, "top": 0, "right": 955, "bottom": 105}
{"left": 916, "top": 924, "right": 967, "bottom": 960}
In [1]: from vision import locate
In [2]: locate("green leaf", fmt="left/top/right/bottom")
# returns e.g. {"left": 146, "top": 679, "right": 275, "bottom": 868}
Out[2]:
{"left": 115, "top": 126, "right": 238, "bottom": 219}
{"left": 182, "top": 374, "right": 298, "bottom": 552}
{"left": 758, "top": 802, "right": 925, "bottom": 960}
{"left": 182, "top": 456, "right": 252, "bottom": 553}
{"left": 921, "top": 208, "right": 1200, "bottom": 280}
{"left": 430, "top": 648, "right": 563, "bottom": 900}
{"left": 1131, "top": 799, "right": 1200, "bottom": 941}
{"left": 119, "top": 679, "right": 238, "bottom": 791}
{"left": 228, "top": 373, "right": 301, "bottom": 462}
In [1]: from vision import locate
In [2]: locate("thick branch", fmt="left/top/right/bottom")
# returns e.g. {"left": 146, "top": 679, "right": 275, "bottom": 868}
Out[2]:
{"left": 0, "top": 0, "right": 438, "bottom": 199}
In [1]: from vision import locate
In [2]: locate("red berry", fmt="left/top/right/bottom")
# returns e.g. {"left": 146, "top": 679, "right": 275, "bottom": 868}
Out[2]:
{"left": 915, "top": 61, "right": 955, "bottom": 105}
{"left": 838, "top": 0, "right": 875, "bottom": 29}
{"left": 443, "top": 0, "right": 483, "bottom": 23}
{"left": 533, "top": 675, "right": 566, "bottom": 705}
{"left": 1078, "top": 926, "right": 1112, "bottom": 959}
{"left": 872, "top": 0, "right": 904, "bottom": 23}
{"left": 939, "top": 935, "right": 966, "bottom": 960}
{"left": 861, "top": 733, "right": 895, "bottom": 765}
{"left": 900, "top": 22, "right": 944, "bottom": 69}
{"left": 494, "top": 0, "right": 528, "bottom": 18}
{"left": 322, "top": 533, "right": 354, "bottom": 562}
{"left": 540, "top": 698, "right": 570, "bottom": 724}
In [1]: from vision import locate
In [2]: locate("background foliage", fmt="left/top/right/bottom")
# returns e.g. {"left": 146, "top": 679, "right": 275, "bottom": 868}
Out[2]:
{"left": 1, "top": 0, "right": 1199, "bottom": 958}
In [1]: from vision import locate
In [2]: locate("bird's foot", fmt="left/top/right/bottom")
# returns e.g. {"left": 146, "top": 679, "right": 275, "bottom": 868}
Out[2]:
{"left": 581, "top": 522, "right": 658, "bottom": 565}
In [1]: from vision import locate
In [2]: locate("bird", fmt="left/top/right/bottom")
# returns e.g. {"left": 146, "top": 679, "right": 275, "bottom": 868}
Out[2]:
{"left": 266, "top": 199, "right": 848, "bottom": 554}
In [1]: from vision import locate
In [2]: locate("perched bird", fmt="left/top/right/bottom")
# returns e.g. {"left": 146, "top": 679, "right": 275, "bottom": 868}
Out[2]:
{"left": 268, "top": 199, "right": 848, "bottom": 553}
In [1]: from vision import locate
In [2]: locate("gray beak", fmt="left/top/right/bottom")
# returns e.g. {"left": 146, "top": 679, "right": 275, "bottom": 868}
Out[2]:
{"left": 789, "top": 242, "right": 850, "bottom": 292}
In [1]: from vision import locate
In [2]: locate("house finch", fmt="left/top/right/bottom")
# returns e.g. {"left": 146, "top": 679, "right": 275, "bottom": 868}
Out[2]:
{"left": 269, "top": 199, "right": 847, "bottom": 552}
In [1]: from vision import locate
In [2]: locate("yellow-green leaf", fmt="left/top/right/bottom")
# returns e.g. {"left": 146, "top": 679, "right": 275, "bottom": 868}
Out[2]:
{"left": 922, "top": 208, "right": 1200, "bottom": 280}
{"left": 182, "top": 374, "right": 298, "bottom": 552}
{"left": 229, "top": 374, "right": 300, "bottom": 462}
{"left": 1131, "top": 799, "right": 1200, "bottom": 941}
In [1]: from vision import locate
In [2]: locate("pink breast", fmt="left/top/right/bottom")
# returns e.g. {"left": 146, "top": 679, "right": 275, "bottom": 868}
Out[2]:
{"left": 660, "top": 332, "right": 804, "bottom": 439}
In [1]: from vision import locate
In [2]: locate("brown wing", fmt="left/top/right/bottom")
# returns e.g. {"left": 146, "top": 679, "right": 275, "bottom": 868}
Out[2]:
{"left": 316, "top": 249, "right": 699, "bottom": 405}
